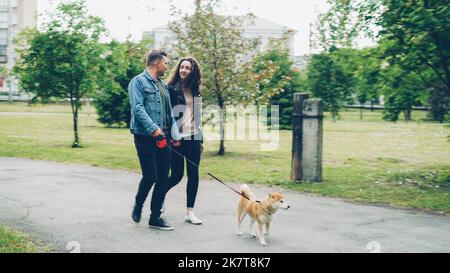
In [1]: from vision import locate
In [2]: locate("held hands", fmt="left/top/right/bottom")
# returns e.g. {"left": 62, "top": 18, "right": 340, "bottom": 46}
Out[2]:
{"left": 171, "top": 140, "right": 181, "bottom": 148}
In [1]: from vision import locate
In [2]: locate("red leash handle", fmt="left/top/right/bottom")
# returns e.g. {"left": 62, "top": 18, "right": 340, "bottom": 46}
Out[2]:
{"left": 155, "top": 135, "right": 168, "bottom": 149}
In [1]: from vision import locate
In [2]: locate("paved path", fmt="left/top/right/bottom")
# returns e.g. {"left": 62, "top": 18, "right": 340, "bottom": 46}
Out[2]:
{"left": 1, "top": 157, "right": 449, "bottom": 253}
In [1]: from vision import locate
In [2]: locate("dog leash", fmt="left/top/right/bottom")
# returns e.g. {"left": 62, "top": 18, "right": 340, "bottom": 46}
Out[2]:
{"left": 206, "top": 172, "right": 261, "bottom": 203}
{"left": 164, "top": 140, "right": 261, "bottom": 203}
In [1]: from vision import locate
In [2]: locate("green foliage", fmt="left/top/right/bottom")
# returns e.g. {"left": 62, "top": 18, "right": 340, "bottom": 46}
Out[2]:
{"left": 169, "top": 0, "right": 286, "bottom": 154}
{"left": 307, "top": 48, "right": 352, "bottom": 121}
{"left": 252, "top": 43, "right": 304, "bottom": 129}
{"left": 0, "top": 225, "right": 47, "bottom": 253}
{"left": 94, "top": 39, "right": 150, "bottom": 127}
{"left": 309, "top": 1, "right": 381, "bottom": 120}
{"left": 376, "top": 0, "right": 450, "bottom": 122}
{"left": 379, "top": 62, "right": 425, "bottom": 122}
{"left": 310, "top": 0, "right": 374, "bottom": 52}
{"left": 310, "top": 0, "right": 450, "bottom": 123}
{"left": 169, "top": 0, "right": 258, "bottom": 105}
{"left": 332, "top": 47, "right": 382, "bottom": 105}
{"left": 353, "top": 48, "right": 383, "bottom": 104}
{"left": 13, "top": 0, "right": 107, "bottom": 147}
{"left": 2, "top": 102, "right": 449, "bottom": 214}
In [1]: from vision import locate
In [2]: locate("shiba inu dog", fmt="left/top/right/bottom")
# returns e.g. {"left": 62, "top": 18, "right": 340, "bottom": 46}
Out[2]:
{"left": 237, "top": 184, "right": 290, "bottom": 245}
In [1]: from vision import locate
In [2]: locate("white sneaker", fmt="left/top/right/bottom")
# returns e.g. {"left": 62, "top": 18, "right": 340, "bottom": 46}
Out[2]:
{"left": 185, "top": 212, "right": 202, "bottom": 225}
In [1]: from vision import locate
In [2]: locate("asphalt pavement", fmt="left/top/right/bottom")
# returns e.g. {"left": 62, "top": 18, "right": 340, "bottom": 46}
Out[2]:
{"left": 1, "top": 157, "right": 449, "bottom": 253}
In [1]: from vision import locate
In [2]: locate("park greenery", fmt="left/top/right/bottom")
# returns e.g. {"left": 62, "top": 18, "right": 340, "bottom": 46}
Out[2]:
{"left": 0, "top": 225, "right": 47, "bottom": 253}
{"left": 94, "top": 39, "right": 151, "bottom": 128}
{"left": 169, "top": 0, "right": 290, "bottom": 155}
{"left": 13, "top": 0, "right": 107, "bottom": 147}
{"left": 0, "top": 102, "right": 449, "bottom": 215}
{"left": 1, "top": 1, "right": 449, "bottom": 245}
{"left": 12, "top": 0, "right": 449, "bottom": 149}
{"left": 309, "top": 0, "right": 449, "bottom": 122}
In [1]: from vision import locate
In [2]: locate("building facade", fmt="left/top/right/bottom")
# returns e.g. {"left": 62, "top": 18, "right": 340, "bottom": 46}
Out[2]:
{"left": 143, "top": 16, "right": 297, "bottom": 60}
{"left": 0, "top": 0, "right": 38, "bottom": 99}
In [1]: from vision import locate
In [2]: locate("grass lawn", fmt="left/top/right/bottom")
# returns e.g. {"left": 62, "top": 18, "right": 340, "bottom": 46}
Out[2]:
{"left": 1, "top": 102, "right": 449, "bottom": 214}
{"left": 0, "top": 225, "right": 47, "bottom": 253}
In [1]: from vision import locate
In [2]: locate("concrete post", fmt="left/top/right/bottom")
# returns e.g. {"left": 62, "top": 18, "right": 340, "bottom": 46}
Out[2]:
{"left": 301, "top": 99, "right": 323, "bottom": 182}
{"left": 291, "top": 93, "right": 309, "bottom": 181}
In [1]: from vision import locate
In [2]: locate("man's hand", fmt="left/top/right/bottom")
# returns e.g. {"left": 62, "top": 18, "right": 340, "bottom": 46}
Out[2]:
{"left": 200, "top": 144, "right": 204, "bottom": 154}
{"left": 171, "top": 140, "right": 181, "bottom": 148}
{"left": 151, "top": 128, "right": 164, "bottom": 139}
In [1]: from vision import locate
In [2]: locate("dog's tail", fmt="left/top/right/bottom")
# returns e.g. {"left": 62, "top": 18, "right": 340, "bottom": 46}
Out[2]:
{"left": 240, "top": 184, "right": 254, "bottom": 199}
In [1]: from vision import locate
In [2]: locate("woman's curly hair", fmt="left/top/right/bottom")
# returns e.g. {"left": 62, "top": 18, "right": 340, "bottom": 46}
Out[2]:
{"left": 167, "top": 57, "right": 202, "bottom": 96}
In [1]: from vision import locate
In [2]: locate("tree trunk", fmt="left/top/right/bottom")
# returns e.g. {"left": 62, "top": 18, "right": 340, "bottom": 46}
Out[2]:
{"left": 70, "top": 97, "right": 80, "bottom": 148}
{"left": 72, "top": 108, "right": 80, "bottom": 148}
{"left": 404, "top": 108, "right": 412, "bottom": 122}
{"left": 218, "top": 92, "right": 225, "bottom": 156}
{"left": 360, "top": 107, "right": 363, "bottom": 120}
{"left": 210, "top": 26, "right": 225, "bottom": 156}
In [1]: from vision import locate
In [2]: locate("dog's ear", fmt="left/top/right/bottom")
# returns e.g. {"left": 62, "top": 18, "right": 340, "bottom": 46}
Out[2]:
{"left": 268, "top": 193, "right": 274, "bottom": 199}
{"left": 279, "top": 188, "right": 284, "bottom": 194}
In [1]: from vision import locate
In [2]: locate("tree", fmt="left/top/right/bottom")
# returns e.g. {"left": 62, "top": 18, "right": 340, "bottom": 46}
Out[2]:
{"left": 95, "top": 39, "right": 151, "bottom": 127}
{"left": 310, "top": 0, "right": 373, "bottom": 52}
{"left": 169, "top": 0, "right": 284, "bottom": 155}
{"left": 375, "top": 0, "right": 450, "bottom": 122}
{"left": 0, "top": 65, "right": 8, "bottom": 92}
{"left": 332, "top": 47, "right": 383, "bottom": 119}
{"left": 428, "top": 88, "right": 449, "bottom": 122}
{"left": 309, "top": 0, "right": 380, "bottom": 120}
{"left": 379, "top": 63, "right": 424, "bottom": 122}
{"left": 353, "top": 47, "right": 383, "bottom": 118}
{"left": 311, "top": 0, "right": 450, "bottom": 122}
{"left": 307, "top": 49, "right": 352, "bottom": 121}
{"left": 14, "top": 0, "right": 107, "bottom": 147}
{"left": 252, "top": 42, "right": 304, "bottom": 129}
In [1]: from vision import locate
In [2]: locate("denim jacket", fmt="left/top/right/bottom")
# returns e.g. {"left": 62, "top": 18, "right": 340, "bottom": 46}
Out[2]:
{"left": 128, "top": 69, "right": 181, "bottom": 141}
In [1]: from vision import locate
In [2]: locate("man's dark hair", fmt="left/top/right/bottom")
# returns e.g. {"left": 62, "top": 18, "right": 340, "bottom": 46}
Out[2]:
{"left": 147, "top": 50, "right": 167, "bottom": 66}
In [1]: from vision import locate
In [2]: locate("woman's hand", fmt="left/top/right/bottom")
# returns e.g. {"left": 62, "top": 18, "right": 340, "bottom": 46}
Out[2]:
{"left": 171, "top": 140, "right": 181, "bottom": 148}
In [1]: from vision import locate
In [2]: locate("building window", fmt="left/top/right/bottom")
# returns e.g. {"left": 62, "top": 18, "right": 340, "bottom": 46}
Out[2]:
{"left": 0, "top": 0, "right": 8, "bottom": 11}
{"left": 0, "top": 10, "right": 7, "bottom": 20}
{"left": 0, "top": 45, "right": 6, "bottom": 63}
{"left": 0, "top": 45, "right": 6, "bottom": 55}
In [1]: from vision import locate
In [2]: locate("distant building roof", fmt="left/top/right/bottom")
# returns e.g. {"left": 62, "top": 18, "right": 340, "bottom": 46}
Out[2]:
{"left": 149, "top": 15, "right": 297, "bottom": 34}
{"left": 144, "top": 15, "right": 298, "bottom": 60}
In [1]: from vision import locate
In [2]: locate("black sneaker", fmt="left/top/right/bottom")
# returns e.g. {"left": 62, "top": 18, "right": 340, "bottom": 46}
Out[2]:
{"left": 149, "top": 217, "right": 174, "bottom": 231}
{"left": 132, "top": 204, "right": 142, "bottom": 223}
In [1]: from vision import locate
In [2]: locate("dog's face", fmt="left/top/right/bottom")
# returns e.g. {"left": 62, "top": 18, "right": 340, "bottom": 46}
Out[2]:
{"left": 268, "top": 191, "right": 290, "bottom": 210}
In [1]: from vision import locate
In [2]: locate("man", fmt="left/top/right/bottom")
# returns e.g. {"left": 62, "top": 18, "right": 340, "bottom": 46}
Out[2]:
{"left": 128, "top": 50, "right": 181, "bottom": 230}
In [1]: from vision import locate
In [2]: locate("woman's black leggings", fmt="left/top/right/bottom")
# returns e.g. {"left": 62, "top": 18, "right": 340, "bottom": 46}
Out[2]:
{"left": 166, "top": 136, "right": 202, "bottom": 208}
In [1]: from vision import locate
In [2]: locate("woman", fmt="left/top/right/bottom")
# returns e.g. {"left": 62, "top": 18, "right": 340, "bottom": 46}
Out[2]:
{"left": 165, "top": 57, "right": 204, "bottom": 225}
